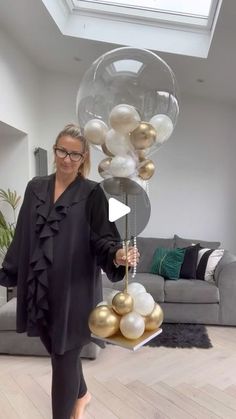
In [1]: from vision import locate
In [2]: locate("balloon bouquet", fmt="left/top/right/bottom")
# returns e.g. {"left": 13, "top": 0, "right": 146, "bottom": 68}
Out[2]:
{"left": 76, "top": 47, "right": 179, "bottom": 348}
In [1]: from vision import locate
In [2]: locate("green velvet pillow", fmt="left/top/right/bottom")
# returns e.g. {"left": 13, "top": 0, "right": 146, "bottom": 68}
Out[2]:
{"left": 150, "top": 247, "right": 186, "bottom": 279}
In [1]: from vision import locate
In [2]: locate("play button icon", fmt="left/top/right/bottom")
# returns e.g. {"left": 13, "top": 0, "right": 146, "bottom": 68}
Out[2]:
{"left": 86, "top": 177, "right": 151, "bottom": 241}
{"left": 108, "top": 198, "right": 131, "bottom": 222}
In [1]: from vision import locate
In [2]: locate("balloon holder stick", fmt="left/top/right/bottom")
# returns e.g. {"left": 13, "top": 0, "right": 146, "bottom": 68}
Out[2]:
{"left": 124, "top": 193, "right": 129, "bottom": 293}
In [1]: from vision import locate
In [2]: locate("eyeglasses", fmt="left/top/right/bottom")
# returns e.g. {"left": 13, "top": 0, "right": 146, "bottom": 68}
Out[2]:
{"left": 54, "top": 147, "right": 84, "bottom": 162}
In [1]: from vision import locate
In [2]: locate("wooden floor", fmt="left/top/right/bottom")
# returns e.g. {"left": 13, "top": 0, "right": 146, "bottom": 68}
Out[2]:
{"left": 1, "top": 326, "right": 236, "bottom": 418}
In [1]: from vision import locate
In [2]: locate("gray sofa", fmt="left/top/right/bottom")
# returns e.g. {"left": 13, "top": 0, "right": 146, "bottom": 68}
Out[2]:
{"left": 1, "top": 234, "right": 235, "bottom": 358}
{"left": 102, "top": 235, "right": 236, "bottom": 326}
{"left": 0, "top": 297, "right": 100, "bottom": 358}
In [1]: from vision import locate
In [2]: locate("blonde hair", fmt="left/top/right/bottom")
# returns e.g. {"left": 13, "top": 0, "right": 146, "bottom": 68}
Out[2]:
{"left": 54, "top": 123, "right": 90, "bottom": 177}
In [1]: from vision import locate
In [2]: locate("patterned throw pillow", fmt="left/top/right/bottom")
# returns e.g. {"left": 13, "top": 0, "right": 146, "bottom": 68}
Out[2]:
{"left": 196, "top": 248, "right": 224, "bottom": 282}
{"left": 150, "top": 248, "right": 186, "bottom": 280}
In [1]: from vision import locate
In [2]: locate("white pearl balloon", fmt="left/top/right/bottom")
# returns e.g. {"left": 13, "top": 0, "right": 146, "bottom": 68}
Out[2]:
{"left": 133, "top": 292, "right": 155, "bottom": 316}
{"left": 84, "top": 119, "right": 108, "bottom": 145}
{"left": 105, "top": 129, "right": 131, "bottom": 156}
{"left": 109, "top": 104, "right": 141, "bottom": 134}
{"left": 110, "top": 155, "right": 136, "bottom": 177}
{"left": 120, "top": 311, "right": 145, "bottom": 339}
{"left": 149, "top": 114, "right": 173, "bottom": 144}
{"left": 127, "top": 282, "right": 146, "bottom": 297}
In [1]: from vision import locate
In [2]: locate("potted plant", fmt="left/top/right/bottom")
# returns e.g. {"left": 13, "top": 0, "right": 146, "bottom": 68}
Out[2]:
{"left": 0, "top": 189, "right": 21, "bottom": 301}
{"left": 0, "top": 189, "right": 21, "bottom": 258}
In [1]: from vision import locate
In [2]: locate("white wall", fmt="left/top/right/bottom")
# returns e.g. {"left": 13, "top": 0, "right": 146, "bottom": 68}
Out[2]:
{"left": 0, "top": 28, "right": 41, "bottom": 303}
{"left": 143, "top": 97, "right": 236, "bottom": 253}
{"left": 40, "top": 77, "right": 236, "bottom": 253}
{"left": 0, "top": 28, "right": 41, "bottom": 176}
{"left": 0, "top": 125, "right": 29, "bottom": 304}
{"left": 0, "top": 124, "right": 28, "bottom": 199}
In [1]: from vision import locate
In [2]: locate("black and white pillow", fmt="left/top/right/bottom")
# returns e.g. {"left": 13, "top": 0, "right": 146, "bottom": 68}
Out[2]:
{"left": 196, "top": 248, "right": 224, "bottom": 282}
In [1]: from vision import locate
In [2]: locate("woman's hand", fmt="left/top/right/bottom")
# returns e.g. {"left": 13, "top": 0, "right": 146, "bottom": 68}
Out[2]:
{"left": 114, "top": 246, "right": 140, "bottom": 267}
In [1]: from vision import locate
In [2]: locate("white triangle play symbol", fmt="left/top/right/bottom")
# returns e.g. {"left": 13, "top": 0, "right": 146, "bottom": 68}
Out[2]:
{"left": 108, "top": 197, "right": 131, "bottom": 222}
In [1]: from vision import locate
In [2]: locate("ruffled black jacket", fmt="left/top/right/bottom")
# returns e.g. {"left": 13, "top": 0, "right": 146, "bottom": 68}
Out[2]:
{"left": 0, "top": 175, "right": 125, "bottom": 354}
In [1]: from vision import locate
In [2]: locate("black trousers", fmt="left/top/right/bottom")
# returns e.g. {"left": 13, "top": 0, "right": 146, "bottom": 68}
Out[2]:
{"left": 39, "top": 329, "right": 87, "bottom": 419}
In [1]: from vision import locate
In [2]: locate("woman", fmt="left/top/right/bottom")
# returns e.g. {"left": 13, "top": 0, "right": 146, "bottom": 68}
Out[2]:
{"left": 0, "top": 124, "right": 139, "bottom": 419}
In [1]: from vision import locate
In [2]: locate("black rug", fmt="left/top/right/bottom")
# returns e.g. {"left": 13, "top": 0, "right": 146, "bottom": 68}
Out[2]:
{"left": 145, "top": 323, "right": 213, "bottom": 349}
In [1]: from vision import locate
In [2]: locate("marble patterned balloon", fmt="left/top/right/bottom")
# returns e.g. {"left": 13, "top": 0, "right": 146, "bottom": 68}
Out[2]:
{"left": 84, "top": 119, "right": 108, "bottom": 145}
{"left": 105, "top": 129, "right": 132, "bottom": 156}
{"left": 109, "top": 155, "right": 136, "bottom": 177}
{"left": 109, "top": 104, "right": 140, "bottom": 134}
{"left": 149, "top": 114, "right": 173, "bottom": 143}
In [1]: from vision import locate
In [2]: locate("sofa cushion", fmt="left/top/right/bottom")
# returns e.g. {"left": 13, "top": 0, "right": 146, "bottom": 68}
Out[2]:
{"left": 174, "top": 234, "right": 220, "bottom": 250}
{"left": 180, "top": 244, "right": 200, "bottom": 279}
{"left": 0, "top": 297, "right": 17, "bottom": 331}
{"left": 196, "top": 248, "right": 224, "bottom": 282}
{"left": 0, "top": 298, "right": 100, "bottom": 358}
{"left": 102, "top": 273, "right": 165, "bottom": 302}
{"left": 136, "top": 236, "right": 174, "bottom": 273}
{"left": 0, "top": 331, "right": 100, "bottom": 358}
{"left": 150, "top": 247, "right": 185, "bottom": 279}
{"left": 164, "top": 279, "right": 219, "bottom": 303}
{"left": 136, "top": 273, "right": 165, "bottom": 302}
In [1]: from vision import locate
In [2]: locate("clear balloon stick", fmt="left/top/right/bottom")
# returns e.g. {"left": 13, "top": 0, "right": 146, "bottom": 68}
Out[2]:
{"left": 125, "top": 192, "right": 129, "bottom": 293}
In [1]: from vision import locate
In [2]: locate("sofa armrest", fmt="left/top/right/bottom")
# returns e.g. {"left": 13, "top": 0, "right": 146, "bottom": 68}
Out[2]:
{"left": 214, "top": 261, "right": 236, "bottom": 325}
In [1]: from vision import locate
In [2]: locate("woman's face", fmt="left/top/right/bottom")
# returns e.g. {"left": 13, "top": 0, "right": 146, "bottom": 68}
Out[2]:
{"left": 54, "top": 135, "right": 85, "bottom": 178}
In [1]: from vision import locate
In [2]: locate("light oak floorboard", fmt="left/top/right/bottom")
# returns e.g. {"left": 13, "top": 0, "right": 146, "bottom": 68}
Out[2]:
{"left": 0, "top": 325, "right": 236, "bottom": 418}
{"left": 151, "top": 382, "right": 218, "bottom": 419}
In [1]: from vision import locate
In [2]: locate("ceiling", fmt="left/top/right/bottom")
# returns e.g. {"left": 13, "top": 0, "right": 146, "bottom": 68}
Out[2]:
{"left": 0, "top": 121, "right": 26, "bottom": 139}
{"left": 0, "top": 0, "right": 236, "bottom": 105}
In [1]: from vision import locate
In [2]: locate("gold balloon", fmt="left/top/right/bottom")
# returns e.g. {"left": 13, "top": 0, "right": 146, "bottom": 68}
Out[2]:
{"left": 102, "top": 143, "right": 114, "bottom": 157}
{"left": 130, "top": 122, "right": 156, "bottom": 150}
{"left": 88, "top": 305, "right": 120, "bottom": 338}
{"left": 138, "top": 159, "right": 155, "bottom": 180}
{"left": 145, "top": 303, "right": 164, "bottom": 331}
{"left": 112, "top": 292, "right": 134, "bottom": 315}
{"left": 98, "top": 157, "right": 112, "bottom": 178}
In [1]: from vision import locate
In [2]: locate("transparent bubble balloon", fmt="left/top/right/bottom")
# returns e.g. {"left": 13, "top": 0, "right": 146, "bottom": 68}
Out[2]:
{"left": 76, "top": 46, "right": 179, "bottom": 170}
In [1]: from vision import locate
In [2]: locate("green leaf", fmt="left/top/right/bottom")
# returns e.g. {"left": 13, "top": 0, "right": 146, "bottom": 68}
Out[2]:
{"left": 0, "top": 210, "right": 9, "bottom": 229}
{"left": 0, "top": 188, "right": 21, "bottom": 211}
{"left": 0, "top": 226, "right": 12, "bottom": 251}
{"left": 0, "top": 188, "right": 21, "bottom": 253}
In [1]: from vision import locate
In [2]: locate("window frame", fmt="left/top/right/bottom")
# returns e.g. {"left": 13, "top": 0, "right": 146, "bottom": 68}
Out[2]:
{"left": 67, "top": 0, "right": 220, "bottom": 30}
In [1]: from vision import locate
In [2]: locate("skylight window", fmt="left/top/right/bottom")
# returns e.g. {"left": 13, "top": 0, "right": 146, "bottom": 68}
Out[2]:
{"left": 81, "top": 0, "right": 212, "bottom": 17}
{"left": 42, "top": 0, "right": 222, "bottom": 58}
{"left": 113, "top": 59, "right": 144, "bottom": 74}
{"left": 73, "top": 0, "right": 217, "bottom": 28}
